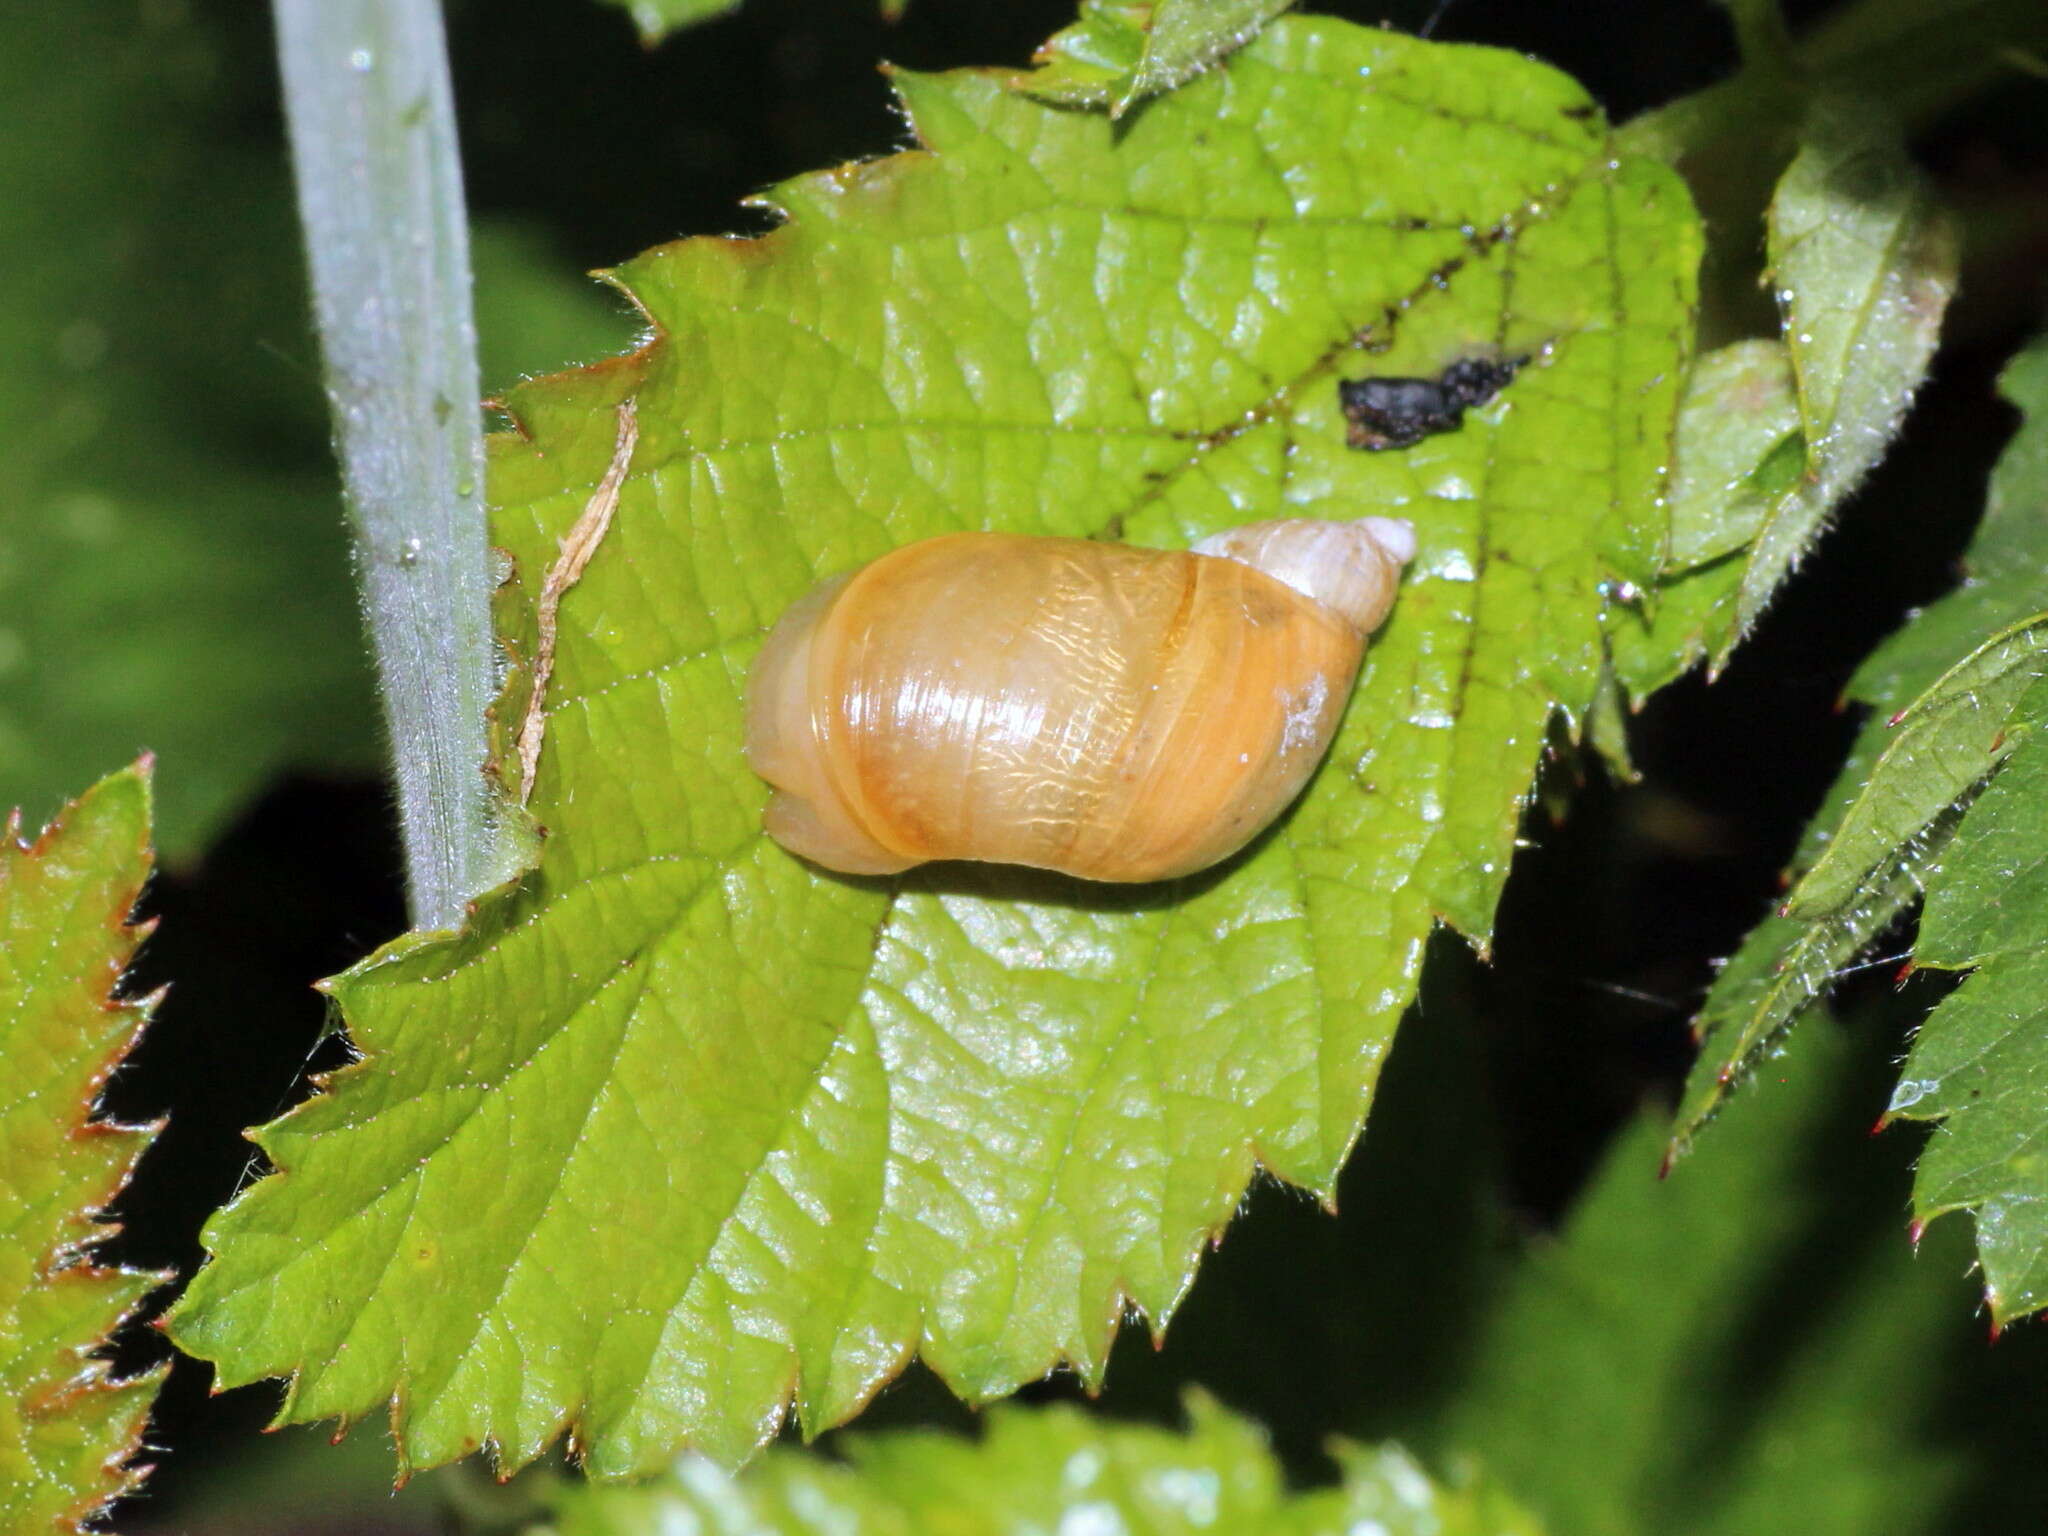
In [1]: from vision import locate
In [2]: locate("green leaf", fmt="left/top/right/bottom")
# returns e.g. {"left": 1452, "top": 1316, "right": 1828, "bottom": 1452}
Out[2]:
{"left": 0, "top": 8, "right": 379, "bottom": 857}
{"left": 1785, "top": 620, "right": 2048, "bottom": 920}
{"left": 1441, "top": 1018, "right": 1968, "bottom": 1536}
{"left": 1873, "top": 340, "right": 2048, "bottom": 1327}
{"left": 171, "top": 20, "right": 1698, "bottom": 1478}
{"left": 536, "top": 1393, "right": 1543, "bottom": 1536}
{"left": 1665, "top": 340, "right": 1801, "bottom": 572}
{"left": 1670, "top": 335, "right": 2048, "bottom": 1154}
{"left": 1016, "top": 0, "right": 1294, "bottom": 116}
{"left": 1915, "top": 687, "right": 2048, "bottom": 971}
{"left": 1722, "top": 97, "right": 1956, "bottom": 656}
{"left": 1609, "top": 340, "right": 1801, "bottom": 698}
{"left": 0, "top": 762, "right": 167, "bottom": 1532}
{"left": 1889, "top": 745, "right": 2048, "bottom": 1324}
{"left": 595, "top": 0, "right": 741, "bottom": 45}
{"left": 593, "top": 0, "right": 916, "bottom": 45}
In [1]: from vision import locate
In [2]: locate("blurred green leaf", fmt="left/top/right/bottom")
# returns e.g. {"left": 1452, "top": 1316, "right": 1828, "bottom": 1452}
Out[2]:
{"left": 1672, "top": 334, "right": 2048, "bottom": 1154}
{"left": 1441, "top": 1019, "right": 1967, "bottom": 1536}
{"left": 0, "top": 763, "right": 166, "bottom": 1532}
{"left": 536, "top": 1393, "right": 1543, "bottom": 1536}
{"left": 119, "top": 1422, "right": 461, "bottom": 1536}
{"left": 472, "top": 224, "right": 641, "bottom": 404}
{"left": 0, "top": 8, "right": 379, "bottom": 857}
{"left": 1016, "top": 0, "right": 1294, "bottom": 115}
{"left": 0, "top": 12, "right": 632, "bottom": 863}
{"left": 172, "top": 20, "right": 1698, "bottom": 1478}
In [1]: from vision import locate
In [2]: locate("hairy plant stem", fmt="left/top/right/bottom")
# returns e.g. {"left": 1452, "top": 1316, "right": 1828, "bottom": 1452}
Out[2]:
{"left": 273, "top": 0, "right": 498, "bottom": 930}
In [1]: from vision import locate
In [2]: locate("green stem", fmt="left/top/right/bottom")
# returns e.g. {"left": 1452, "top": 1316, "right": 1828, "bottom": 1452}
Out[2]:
{"left": 1719, "top": 0, "right": 1794, "bottom": 74}
{"left": 273, "top": 0, "right": 499, "bottom": 930}
{"left": 1621, "top": 0, "right": 2048, "bottom": 160}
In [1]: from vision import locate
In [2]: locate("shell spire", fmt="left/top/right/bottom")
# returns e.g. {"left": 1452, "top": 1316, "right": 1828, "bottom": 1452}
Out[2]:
{"left": 1192, "top": 517, "right": 1414, "bottom": 634}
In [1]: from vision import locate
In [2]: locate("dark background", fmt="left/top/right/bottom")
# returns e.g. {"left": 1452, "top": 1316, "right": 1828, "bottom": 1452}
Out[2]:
{"left": 79, "top": 0, "right": 2048, "bottom": 1527}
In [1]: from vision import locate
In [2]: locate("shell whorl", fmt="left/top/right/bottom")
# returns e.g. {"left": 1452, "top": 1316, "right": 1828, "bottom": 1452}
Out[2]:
{"left": 745, "top": 517, "right": 1416, "bottom": 882}
{"left": 1191, "top": 516, "right": 1414, "bottom": 634}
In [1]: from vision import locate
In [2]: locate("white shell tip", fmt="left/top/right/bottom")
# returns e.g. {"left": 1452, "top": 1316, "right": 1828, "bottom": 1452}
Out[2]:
{"left": 1359, "top": 516, "right": 1416, "bottom": 564}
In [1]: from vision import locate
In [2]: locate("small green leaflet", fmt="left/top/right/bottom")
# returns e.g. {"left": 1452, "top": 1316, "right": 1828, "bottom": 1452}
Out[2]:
{"left": 0, "top": 762, "right": 166, "bottom": 1532}
{"left": 1017, "top": 0, "right": 1294, "bottom": 116}
{"left": 1671, "top": 337, "right": 2048, "bottom": 1165}
{"left": 1723, "top": 98, "right": 1955, "bottom": 658}
{"left": 171, "top": 20, "right": 1698, "bottom": 1478}
{"left": 539, "top": 1392, "right": 1544, "bottom": 1536}
{"left": 595, "top": 0, "right": 741, "bottom": 42}
{"left": 596, "top": 0, "right": 908, "bottom": 45}
{"left": 1608, "top": 338, "right": 1800, "bottom": 698}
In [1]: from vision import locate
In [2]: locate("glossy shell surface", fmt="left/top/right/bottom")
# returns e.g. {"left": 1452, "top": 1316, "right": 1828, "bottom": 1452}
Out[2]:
{"left": 745, "top": 523, "right": 1408, "bottom": 882}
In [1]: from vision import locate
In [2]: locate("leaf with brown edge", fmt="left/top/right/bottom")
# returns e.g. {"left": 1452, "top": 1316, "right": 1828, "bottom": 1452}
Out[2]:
{"left": 0, "top": 761, "right": 168, "bottom": 1533}
{"left": 170, "top": 19, "right": 1698, "bottom": 1481}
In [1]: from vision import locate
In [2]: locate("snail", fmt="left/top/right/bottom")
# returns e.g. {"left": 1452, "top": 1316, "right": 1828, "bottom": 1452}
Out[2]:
{"left": 744, "top": 516, "right": 1415, "bottom": 882}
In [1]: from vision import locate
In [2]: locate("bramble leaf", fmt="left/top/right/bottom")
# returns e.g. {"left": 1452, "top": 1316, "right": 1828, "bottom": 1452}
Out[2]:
{"left": 0, "top": 763, "right": 167, "bottom": 1532}
{"left": 172, "top": 20, "right": 1698, "bottom": 1477}
{"left": 1876, "top": 338, "right": 2048, "bottom": 1326}
{"left": 538, "top": 1393, "right": 1544, "bottom": 1536}
{"left": 1785, "top": 622, "right": 2048, "bottom": 921}
{"left": 1671, "top": 336, "right": 2048, "bottom": 1158}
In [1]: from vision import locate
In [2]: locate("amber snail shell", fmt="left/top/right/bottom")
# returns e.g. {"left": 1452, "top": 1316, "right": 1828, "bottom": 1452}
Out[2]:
{"left": 744, "top": 516, "right": 1415, "bottom": 883}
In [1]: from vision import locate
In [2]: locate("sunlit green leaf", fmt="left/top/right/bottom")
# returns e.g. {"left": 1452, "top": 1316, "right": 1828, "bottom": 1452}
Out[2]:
{"left": 171, "top": 20, "right": 1698, "bottom": 1478}
{"left": 0, "top": 763, "right": 166, "bottom": 1532}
